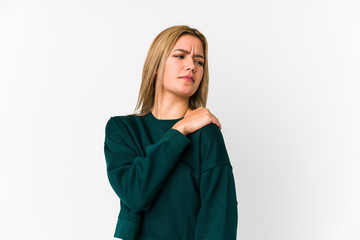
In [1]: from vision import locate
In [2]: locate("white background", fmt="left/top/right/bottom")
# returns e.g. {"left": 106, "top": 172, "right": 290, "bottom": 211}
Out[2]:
{"left": 1, "top": 0, "right": 359, "bottom": 239}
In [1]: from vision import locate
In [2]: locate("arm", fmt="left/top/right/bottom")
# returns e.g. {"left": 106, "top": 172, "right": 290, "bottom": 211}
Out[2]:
{"left": 104, "top": 117, "right": 190, "bottom": 212}
{"left": 113, "top": 202, "right": 142, "bottom": 240}
{"left": 194, "top": 124, "right": 238, "bottom": 240}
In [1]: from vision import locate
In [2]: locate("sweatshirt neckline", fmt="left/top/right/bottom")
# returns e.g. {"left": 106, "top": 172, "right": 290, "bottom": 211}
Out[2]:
{"left": 144, "top": 111, "right": 183, "bottom": 128}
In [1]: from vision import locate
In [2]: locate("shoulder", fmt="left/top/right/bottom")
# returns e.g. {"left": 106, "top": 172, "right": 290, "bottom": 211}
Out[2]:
{"left": 195, "top": 123, "right": 231, "bottom": 170}
{"left": 198, "top": 123, "right": 222, "bottom": 137}
{"left": 195, "top": 123, "right": 225, "bottom": 146}
{"left": 105, "top": 114, "right": 141, "bottom": 135}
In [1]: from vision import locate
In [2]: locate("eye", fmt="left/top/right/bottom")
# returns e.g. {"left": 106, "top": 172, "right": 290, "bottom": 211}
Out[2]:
{"left": 195, "top": 60, "right": 204, "bottom": 66}
{"left": 174, "top": 55, "right": 185, "bottom": 59}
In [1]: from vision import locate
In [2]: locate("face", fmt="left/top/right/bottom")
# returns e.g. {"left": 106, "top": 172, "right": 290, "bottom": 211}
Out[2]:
{"left": 160, "top": 34, "right": 205, "bottom": 100}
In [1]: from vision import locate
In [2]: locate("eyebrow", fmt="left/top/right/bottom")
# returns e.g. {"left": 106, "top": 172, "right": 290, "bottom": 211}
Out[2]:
{"left": 172, "top": 49, "right": 205, "bottom": 60}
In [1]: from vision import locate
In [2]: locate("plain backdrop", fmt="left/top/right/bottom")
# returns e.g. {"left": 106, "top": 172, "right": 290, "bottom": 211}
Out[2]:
{"left": 1, "top": 0, "right": 359, "bottom": 239}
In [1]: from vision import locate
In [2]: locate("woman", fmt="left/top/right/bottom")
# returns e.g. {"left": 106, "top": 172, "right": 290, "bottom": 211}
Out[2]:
{"left": 104, "top": 25, "right": 237, "bottom": 240}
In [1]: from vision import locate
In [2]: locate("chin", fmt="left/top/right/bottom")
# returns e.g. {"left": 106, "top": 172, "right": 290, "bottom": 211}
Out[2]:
{"left": 176, "top": 89, "right": 197, "bottom": 98}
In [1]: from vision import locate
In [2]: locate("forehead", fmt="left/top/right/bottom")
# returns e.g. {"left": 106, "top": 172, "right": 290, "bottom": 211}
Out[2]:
{"left": 172, "top": 34, "right": 204, "bottom": 55}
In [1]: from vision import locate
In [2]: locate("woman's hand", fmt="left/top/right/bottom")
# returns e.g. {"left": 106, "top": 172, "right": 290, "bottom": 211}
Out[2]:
{"left": 172, "top": 107, "right": 221, "bottom": 136}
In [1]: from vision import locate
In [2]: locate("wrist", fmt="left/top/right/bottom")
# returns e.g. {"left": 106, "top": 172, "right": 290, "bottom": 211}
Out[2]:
{"left": 172, "top": 122, "right": 188, "bottom": 136}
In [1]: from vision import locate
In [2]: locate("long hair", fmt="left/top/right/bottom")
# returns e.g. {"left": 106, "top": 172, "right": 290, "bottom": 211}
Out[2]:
{"left": 134, "top": 25, "right": 209, "bottom": 115}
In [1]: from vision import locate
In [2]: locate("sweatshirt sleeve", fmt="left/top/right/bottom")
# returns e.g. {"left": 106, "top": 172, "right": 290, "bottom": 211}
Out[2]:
{"left": 194, "top": 124, "right": 238, "bottom": 240}
{"left": 104, "top": 117, "right": 191, "bottom": 212}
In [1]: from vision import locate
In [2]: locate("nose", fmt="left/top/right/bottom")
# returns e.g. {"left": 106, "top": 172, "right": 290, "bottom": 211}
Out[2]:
{"left": 185, "top": 58, "right": 196, "bottom": 72}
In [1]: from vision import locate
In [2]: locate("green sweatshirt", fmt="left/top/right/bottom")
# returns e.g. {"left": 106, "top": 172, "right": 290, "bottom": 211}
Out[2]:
{"left": 104, "top": 112, "right": 238, "bottom": 240}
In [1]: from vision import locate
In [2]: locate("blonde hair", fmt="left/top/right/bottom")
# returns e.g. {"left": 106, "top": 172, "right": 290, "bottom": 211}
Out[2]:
{"left": 134, "top": 25, "right": 209, "bottom": 115}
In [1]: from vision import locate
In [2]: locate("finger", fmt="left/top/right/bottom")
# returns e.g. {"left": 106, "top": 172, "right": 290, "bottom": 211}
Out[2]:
{"left": 215, "top": 119, "right": 222, "bottom": 129}
{"left": 212, "top": 116, "right": 222, "bottom": 130}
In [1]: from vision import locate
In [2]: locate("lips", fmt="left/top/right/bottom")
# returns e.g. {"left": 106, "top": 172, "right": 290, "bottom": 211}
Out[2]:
{"left": 180, "top": 75, "right": 194, "bottom": 82}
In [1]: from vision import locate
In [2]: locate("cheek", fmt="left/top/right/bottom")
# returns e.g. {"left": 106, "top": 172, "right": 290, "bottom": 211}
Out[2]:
{"left": 197, "top": 69, "right": 204, "bottom": 81}
{"left": 164, "top": 60, "right": 179, "bottom": 78}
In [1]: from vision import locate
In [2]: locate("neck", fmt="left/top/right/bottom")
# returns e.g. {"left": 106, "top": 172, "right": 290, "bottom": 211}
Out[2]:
{"left": 151, "top": 91, "right": 189, "bottom": 120}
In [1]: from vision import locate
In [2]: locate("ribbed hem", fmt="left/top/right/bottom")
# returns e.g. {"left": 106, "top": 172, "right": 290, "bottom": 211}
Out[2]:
{"left": 162, "top": 129, "right": 191, "bottom": 156}
{"left": 114, "top": 218, "right": 140, "bottom": 240}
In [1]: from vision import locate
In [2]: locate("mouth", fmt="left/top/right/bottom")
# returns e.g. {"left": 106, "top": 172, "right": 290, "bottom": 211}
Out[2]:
{"left": 179, "top": 75, "right": 194, "bottom": 82}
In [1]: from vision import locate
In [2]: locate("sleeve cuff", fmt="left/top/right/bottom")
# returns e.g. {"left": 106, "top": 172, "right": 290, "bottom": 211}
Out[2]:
{"left": 162, "top": 128, "right": 191, "bottom": 156}
{"left": 114, "top": 218, "right": 139, "bottom": 240}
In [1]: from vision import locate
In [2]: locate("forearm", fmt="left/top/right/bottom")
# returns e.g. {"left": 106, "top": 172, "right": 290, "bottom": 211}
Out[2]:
{"left": 194, "top": 165, "right": 238, "bottom": 239}
{"left": 105, "top": 118, "right": 191, "bottom": 211}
